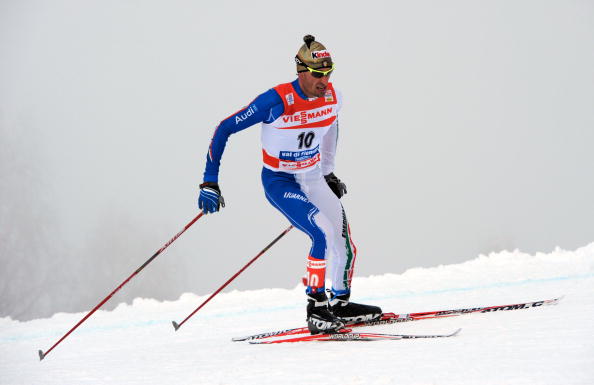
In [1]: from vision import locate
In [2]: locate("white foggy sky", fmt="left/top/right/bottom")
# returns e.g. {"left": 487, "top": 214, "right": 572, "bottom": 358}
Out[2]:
{"left": 1, "top": 0, "right": 593, "bottom": 320}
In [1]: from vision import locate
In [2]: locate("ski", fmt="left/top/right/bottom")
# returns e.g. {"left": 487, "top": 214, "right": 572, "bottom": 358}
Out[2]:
{"left": 232, "top": 296, "right": 561, "bottom": 341}
{"left": 249, "top": 328, "right": 461, "bottom": 344}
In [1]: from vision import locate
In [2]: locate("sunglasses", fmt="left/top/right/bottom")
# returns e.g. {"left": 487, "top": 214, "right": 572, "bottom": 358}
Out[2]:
{"left": 304, "top": 64, "right": 335, "bottom": 78}
{"left": 296, "top": 56, "right": 335, "bottom": 78}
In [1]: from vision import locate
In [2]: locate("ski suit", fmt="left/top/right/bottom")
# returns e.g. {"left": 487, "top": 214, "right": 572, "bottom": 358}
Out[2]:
{"left": 203, "top": 79, "right": 357, "bottom": 296}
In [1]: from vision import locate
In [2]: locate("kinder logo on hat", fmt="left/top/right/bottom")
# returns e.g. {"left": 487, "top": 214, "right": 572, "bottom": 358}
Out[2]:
{"left": 311, "top": 50, "right": 331, "bottom": 59}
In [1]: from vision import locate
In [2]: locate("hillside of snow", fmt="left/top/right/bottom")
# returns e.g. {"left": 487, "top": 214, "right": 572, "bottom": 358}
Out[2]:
{"left": 1, "top": 243, "right": 593, "bottom": 385}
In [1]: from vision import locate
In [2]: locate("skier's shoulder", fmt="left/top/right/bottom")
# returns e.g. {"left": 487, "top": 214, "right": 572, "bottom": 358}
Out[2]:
{"left": 247, "top": 86, "right": 284, "bottom": 124}
{"left": 328, "top": 82, "right": 343, "bottom": 112}
{"left": 331, "top": 83, "right": 342, "bottom": 100}
{"left": 223, "top": 86, "right": 284, "bottom": 128}
{"left": 254, "top": 86, "right": 284, "bottom": 108}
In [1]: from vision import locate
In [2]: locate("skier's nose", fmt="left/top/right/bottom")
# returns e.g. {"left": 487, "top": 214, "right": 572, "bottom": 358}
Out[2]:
{"left": 318, "top": 76, "right": 330, "bottom": 86}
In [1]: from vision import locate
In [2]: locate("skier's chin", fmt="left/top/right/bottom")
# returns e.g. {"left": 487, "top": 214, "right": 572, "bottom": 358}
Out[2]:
{"left": 314, "top": 86, "right": 326, "bottom": 97}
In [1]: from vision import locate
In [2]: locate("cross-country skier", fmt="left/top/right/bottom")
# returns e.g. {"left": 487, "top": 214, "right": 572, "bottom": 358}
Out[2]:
{"left": 198, "top": 35, "right": 382, "bottom": 334}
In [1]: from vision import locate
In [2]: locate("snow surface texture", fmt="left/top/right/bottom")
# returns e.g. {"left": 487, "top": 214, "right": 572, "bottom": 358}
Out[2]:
{"left": 1, "top": 243, "right": 593, "bottom": 385}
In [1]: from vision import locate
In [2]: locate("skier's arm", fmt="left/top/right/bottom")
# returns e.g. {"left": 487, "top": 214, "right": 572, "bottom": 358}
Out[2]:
{"left": 321, "top": 90, "right": 346, "bottom": 198}
{"left": 322, "top": 121, "right": 347, "bottom": 199}
{"left": 321, "top": 118, "right": 339, "bottom": 176}
{"left": 320, "top": 89, "right": 343, "bottom": 175}
{"left": 203, "top": 88, "right": 283, "bottom": 182}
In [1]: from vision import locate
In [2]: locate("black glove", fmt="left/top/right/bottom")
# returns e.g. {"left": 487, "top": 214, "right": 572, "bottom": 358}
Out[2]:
{"left": 198, "top": 182, "right": 225, "bottom": 214}
{"left": 324, "top": 173, "right": 347, "bottom": 199}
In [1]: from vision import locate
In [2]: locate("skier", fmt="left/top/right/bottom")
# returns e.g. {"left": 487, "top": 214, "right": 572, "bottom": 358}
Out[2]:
{"left": 198, "top": 35, "right": 382, "bottom": 334}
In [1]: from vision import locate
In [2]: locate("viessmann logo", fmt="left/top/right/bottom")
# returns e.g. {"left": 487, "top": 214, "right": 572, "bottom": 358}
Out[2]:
{"left": 282, "top": 107, "right": 333, "bottom": 125}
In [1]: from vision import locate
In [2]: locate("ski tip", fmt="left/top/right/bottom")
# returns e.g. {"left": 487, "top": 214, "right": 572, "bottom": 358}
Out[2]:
{"left": 172, "top": 321, "right": 180, "bottom": 331}
{"left": 38, "top": 350, "right": 45, "bottom": 361}
{"left": 451, "top": 328, "right": 462, "bottom": 337}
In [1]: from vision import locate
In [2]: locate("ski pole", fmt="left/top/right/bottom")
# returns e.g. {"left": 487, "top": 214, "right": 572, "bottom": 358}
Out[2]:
{"left": 172, "top": 224, "right": 293, "bottom": 331}
{"left": 38, "top": 211, "right": 205, "bottom": 361}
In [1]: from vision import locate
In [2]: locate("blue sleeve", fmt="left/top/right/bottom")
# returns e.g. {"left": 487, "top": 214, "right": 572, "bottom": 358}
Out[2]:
{"left": 203, "top": 88, "right": 284, "bottom": 182}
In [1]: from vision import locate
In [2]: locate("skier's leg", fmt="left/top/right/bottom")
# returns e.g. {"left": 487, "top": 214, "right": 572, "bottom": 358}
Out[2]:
{"left": 295, "top": 169, "right": 356, "bottom": 295}
{"left": 262, "top": 169, "right": 328, "bottom": 293}
{"left": 298, "top": 169, "right": 382, "bottom": 323}
{"left": 262, "top": 168, "right": 344, "bottom": 334}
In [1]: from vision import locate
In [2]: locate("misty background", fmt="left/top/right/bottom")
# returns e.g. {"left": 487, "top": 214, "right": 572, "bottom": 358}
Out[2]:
{"left": 1, "top": 0, "right": 593, "bottom": 321}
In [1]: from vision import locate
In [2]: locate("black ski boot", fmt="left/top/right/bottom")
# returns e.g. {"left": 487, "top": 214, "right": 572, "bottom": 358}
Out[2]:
{"left": 306, "top": 292, "right": 345, "bottom": 335}
{"left": 329, "top": 293, "right": 383, "bottom": 324}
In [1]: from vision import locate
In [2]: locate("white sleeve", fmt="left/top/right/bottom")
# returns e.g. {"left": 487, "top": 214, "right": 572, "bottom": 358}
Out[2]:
{"left": 321, "top": 89, "right": 343, "bottom": 175}
{"left": 321, "top": 118, "right": 339, "bottom": 175}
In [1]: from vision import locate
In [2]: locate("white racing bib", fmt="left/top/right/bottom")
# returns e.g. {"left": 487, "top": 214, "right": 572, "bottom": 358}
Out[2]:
{"left": 261, "top": 82, "right": 340, "bottom": 173}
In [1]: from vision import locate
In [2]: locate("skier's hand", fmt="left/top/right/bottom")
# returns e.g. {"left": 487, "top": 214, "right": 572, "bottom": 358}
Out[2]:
{"left": 324, "top": 173, "right": 347, "bottom": 199}
{"left": 198, "top": 182, "right": 225, "bottom": 214}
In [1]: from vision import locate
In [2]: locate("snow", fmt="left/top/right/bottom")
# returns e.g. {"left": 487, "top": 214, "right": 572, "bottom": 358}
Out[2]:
{"left": 1, "top": 244, "right": 594, "bottom": 385}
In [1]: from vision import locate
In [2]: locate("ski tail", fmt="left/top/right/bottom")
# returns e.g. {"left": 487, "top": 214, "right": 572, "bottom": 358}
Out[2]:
{"left": 249, "top": 328, "right": 461, "bottom": 344}
{"left": 232, "top": 326, "right": 309, "bottom": 342}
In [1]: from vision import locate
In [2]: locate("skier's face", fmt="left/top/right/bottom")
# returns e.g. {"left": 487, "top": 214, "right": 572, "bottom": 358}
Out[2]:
{"left": 298, "top": 68, "right": 332, "bottom": 98}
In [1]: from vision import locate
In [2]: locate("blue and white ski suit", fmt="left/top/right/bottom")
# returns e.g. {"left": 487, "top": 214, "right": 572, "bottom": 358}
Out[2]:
{"left": 203, "top": 79, "right": 357, "bottom": 295}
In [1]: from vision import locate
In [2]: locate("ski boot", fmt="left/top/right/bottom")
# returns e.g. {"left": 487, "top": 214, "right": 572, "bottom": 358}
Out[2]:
{"left": 329, "top": 293, "right": 383, "bottom": 324}
{"left": 306, "top": 291, "right": 345, "bottom": 335}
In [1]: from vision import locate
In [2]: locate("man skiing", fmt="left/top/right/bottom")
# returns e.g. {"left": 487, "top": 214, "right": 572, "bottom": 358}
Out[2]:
{"left": 198, "top": 35, "right": 382, "bottom": 334}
